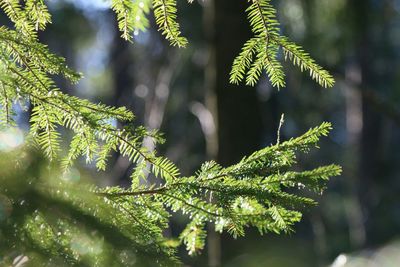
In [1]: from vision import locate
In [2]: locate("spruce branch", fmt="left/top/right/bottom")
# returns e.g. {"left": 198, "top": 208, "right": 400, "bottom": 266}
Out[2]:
{"left": 153, "top": 0, "right": 188, "bottom": 47}
{"left": 278, "top": 36, "right": 335, "bottom": 88}
{"left": 97, "top": 122, "right": 341, "bottom": 254}
{"left": 111, "top": 0, "right": 151, "bottom": 41}
{"left": 0, "top": 1, "right": 342, "bottom": 263}
{"left": 230, "top": 0, "right": 335, "bottom": 88}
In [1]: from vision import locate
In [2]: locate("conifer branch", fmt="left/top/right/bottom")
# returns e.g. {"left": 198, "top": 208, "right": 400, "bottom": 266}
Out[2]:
{"left": 25, "top": 0, "right": 51, "bottom": 31}
{"left": 0, "top": 1, "right": 341, "bottom": 264}
{"left": 153, "top": 0, "right": 188, "bottom": 47}
{"left": 230, "top": 0, "right": 335, "bottom": 88}
{"left": 96, "top": 123, "right": 341, "bottom": 253}
{"left": 277, "top": 36, "right": 335, "bottom": 88}
{"left": 111, "top": 0, "right": 151, "bottom": 41}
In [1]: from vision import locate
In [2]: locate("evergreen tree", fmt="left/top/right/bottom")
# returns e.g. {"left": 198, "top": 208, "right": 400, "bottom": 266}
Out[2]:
{"left": 0, "top": 0, "right": 340, "bottom": 266}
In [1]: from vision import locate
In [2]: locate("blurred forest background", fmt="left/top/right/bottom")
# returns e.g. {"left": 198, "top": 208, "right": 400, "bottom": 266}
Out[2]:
{"left": 2, "top": 0, "right": 400, "bottom": 266}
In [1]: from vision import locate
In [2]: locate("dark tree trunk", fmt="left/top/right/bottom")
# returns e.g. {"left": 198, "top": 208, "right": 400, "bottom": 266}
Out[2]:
{"left": 213, "top": 0, "right": 263, "bottom": 166}
{"left": 350, "top": 0, "right": 391, "bottom": 247}
{"left": 204, "top": 0, "right": 262, "bottom": 267}
{"left": 203, "top": 1, "right": 263, "bottom": 266}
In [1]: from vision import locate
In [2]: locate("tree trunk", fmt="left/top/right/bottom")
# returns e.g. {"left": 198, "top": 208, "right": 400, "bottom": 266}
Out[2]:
{"left": 204, "top": 0, "right": 263, "bottom": 266}
{"left": 214, "top": 0, "right": 263, "bottom": 166}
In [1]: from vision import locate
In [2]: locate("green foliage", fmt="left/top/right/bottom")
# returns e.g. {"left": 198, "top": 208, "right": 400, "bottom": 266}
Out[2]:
{"left": 0, "top": 0, "right": 335, "bottom": 87}
{"left": 230, "top": 0, "right": 335, "bottom": 88}
{"left": 153, "top": 0, "right": 188, "bottom": 47}
{"left": 109, "top": 0, "right": 333, "bottom": 86}
{"left": 111, "top": 0, "right": 151, "bottom": 41}
{"left": 0, "top": 149, "right": 178, "bottom": 267}
{"left": 179, "top": 219, "right": 207, "bottom": 255}
{"left": 0, "top": 124, "right": 341, "bottom": 265}
{"left": 0, "top": 0, "right": 340, "bottom": 265}
{"left": 0, "top": 0, "right": 35, "bottom": 37}
{"left": 110, "top": 0, "right": 186, "bottom": 46}
{"left": 24, "top": 0, "right": 51, "bottom": 31}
